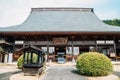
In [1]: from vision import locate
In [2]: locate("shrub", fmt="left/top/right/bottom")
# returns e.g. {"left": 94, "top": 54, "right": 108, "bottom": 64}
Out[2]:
{"left": 76, "top": 52, "right": 113, "bottom": 76}
{"left": 17, "top": 53, "right": 38, "bottom": 69}
{"left": 17, "top": 55, "right": 23, "bottom": 69}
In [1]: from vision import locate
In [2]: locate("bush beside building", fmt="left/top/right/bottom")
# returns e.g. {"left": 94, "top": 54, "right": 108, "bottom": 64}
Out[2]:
{"left": 76, "top": 52, "right": 113, "bottom": 76}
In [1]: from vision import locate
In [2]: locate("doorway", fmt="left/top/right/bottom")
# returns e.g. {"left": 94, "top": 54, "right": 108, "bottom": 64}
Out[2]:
{"left": 55, "top": 46, "right": 66, "bottom": 63}
{"left": 80, "top": 47, "right": 89, "bottom": 54}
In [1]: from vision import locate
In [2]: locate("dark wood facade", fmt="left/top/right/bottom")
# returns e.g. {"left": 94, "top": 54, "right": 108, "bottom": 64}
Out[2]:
{"left": 1, "top": 32, "right": 120, "bottom": 61}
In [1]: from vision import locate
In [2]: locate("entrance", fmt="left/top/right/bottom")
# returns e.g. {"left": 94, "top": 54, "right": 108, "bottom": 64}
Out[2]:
{"left": 55, "top": 46, "right": 66, "bottom": 63}
{"left": 80, "top": 47, "right": 89, "bottom": 54}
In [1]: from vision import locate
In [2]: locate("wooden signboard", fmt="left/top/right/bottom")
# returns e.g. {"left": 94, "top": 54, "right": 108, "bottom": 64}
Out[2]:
{"left": 53, "top": 37, "right": 68, "bottom": 45}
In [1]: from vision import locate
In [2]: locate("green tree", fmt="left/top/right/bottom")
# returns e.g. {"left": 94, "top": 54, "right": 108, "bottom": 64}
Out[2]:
{"left": 103, "top": 19, "right": 120, "bottom": 26}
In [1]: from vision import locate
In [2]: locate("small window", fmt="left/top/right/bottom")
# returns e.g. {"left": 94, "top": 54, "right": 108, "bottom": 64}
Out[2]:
{"left": 96, "top": 40, "right": 105, "bottom": 44}
{"left": 15, "top": 41, "right": 24, "bottom": 44}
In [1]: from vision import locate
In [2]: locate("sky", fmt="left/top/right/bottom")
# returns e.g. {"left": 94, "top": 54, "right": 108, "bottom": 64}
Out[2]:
{"left": 0, "top": 0, "right": 120, "bottom": 27}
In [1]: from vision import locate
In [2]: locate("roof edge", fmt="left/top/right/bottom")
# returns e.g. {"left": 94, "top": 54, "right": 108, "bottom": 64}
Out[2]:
{"left": 31, "top": 7, "right": 94, "bottom": 12}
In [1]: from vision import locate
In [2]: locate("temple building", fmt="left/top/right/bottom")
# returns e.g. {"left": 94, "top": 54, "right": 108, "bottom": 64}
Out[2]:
{"left": 0, "top": 7, "right": 120, "bottom": 62}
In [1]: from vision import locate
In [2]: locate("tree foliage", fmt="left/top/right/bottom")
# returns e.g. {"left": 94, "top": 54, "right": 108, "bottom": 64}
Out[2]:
{"left": 103, "top": 19, "right": 120, "bottom": 26}
{"left": 0, "top": 47, "right": 4, "bottom": 53}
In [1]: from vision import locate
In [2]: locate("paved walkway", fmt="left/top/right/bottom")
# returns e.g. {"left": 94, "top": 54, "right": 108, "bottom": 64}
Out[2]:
{"left": 0, "top": 63, "right": 21, "bottom": 80}
{"left": 10, "top": 73, "right": 38, "bottom": 80}
{"left": 8, "top": 62, "right": 120, "bottom": 80}
{"left": 43, "top": 66, "right": 87, "bottom": 80}
{"left": 0, "top": 63, "right": 20, "bottom": 74}
{"left": 46, "top": 62, "right": 76, "bottom": 67}
{"left": 0, "top": 72, "right": 20, "bottom": 80}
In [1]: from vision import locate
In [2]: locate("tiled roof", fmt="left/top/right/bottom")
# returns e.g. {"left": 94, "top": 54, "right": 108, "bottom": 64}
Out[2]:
{"left": 0, "top": 7, "right": 120, "bottom": 32}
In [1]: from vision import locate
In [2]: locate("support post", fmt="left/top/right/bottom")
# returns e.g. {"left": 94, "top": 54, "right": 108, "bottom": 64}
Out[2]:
{"left": 95, "top": 40, "right": 98, "bottom": 52}
{"left": 46, "top": 36, "right": 49, "bottom": 62}
{"left": 71, "top": 36, "right": 75, "bottom": 62}
{"left": 114, "top": 39, "right": 117, "bottom": 61}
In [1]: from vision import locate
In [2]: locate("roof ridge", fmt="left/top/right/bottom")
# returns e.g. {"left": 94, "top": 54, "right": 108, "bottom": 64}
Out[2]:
{"left": 31, "top": 7, "right": 94, "bottom": 12}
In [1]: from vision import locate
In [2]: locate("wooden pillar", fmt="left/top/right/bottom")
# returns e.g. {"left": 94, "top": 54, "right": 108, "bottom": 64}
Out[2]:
{"left": 114, "top": 40, "right": 116, "bottom": 54}
{"left": 71, "top": 36, "right": 74, "bottom": 60}
{"left": 47, "top": 44, "right": 49, "bottom": 54}
{"left": 46, "top": 36, "right": 49, "bottom": 53}
{"left": 30, "top": 52, "right": 33, "bottom": 64}
{"left": 72, "top": 41, "right": 74, "bottom": 56}
{"left": 46, "top": 36, "right": 49, "bottom": 62}
{"left": 12, "top": 42, "right": 15, "bottom": 62}
{"left": 95, "top": 40, "right": 98, "bottom": 52}
{"left": 113, "top": 39, "right": 117, "bottom": 61}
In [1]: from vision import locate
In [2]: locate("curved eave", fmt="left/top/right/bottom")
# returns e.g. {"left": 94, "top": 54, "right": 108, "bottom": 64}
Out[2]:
{"left": 0, "top": 31, "right": 120, "bottom": 36}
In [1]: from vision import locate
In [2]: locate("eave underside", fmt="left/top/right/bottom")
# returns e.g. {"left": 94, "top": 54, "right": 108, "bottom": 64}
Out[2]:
{"left": 0, "top": 32, "right": 120, "bottom": 40}
{"left": 0, "top": 31, "right": 120, "bottom": 36}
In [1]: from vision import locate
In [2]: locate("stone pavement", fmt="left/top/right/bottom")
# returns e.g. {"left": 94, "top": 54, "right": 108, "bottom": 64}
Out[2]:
{"left": 0, "top": 63, "right": 21, "bottom": 80}
{"left": 46, "top": 61, "right": 76, "bottom": 67}
{"left": 6, "top": 61, "right": 120, "bottom": 80}
{"left": 10, "top": 66, "right": 87, "bottom": 80}
{"left": 10, "top": 65, "right": 120, "bottom": 80}
{"left": 0, "top": 63, "right": 21, "bottom": 74}
{"left": 43, "top": 66, "right": 87, "bottom": 80}
{"left": 10, "top": 73, "right": 38, "bottom": 80}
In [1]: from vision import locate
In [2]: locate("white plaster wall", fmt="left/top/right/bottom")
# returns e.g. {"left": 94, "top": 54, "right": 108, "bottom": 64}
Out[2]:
{"left": 8, "top": 53, "right": 13, "bottom": 63}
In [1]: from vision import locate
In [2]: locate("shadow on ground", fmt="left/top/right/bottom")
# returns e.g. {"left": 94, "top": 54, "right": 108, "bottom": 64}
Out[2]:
{"left": 71, "top": 70, "right": 80, "bottom": 75}
{"left": 0, "top": 71, "right": 21, "bottom": 80}
{"left": 113, "top": 71, "right": 120, "bottom": 78}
